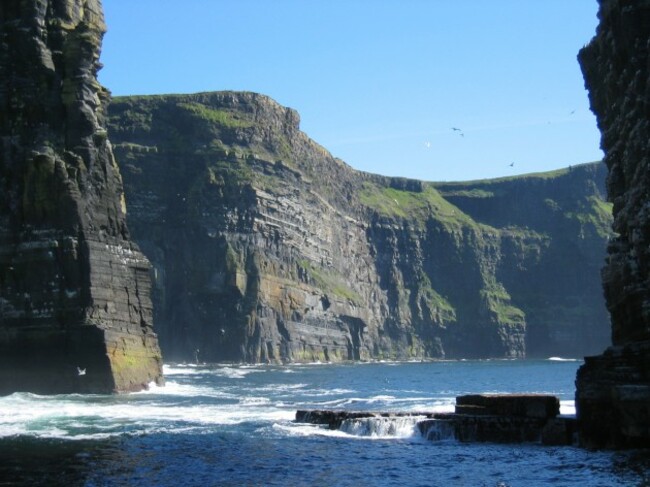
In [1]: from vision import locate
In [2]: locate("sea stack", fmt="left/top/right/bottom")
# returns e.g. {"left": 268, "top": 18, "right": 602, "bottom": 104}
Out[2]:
{"left": 0, "top": 0, "right": 163, "bottom": 393}
{"left": 576, "top": 0, "right": 650, "bottom": 448}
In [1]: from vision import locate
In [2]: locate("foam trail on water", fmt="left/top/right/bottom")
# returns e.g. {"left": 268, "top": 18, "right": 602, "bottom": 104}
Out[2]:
{"left": 0, "top": 388, "right": 294, "bottom": 440}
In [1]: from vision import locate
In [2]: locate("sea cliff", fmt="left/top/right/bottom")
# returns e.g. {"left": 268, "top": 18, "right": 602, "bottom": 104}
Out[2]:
{"left": 576, "top": 0, "right": 650, "bottom": 448}
{"left": 0, "top": 0, "right": 163, "bottom": 394}
{"left": 107, "top": 92, "right": 612, "bottom": 363}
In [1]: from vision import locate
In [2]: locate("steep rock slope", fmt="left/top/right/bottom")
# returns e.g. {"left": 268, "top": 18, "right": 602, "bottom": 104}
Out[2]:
{"left": 0, "top": 0, "right": 163, "bottom": 394}
{"left": 434, "top": 170, "right": 612, "bottom": 357}
{"left": 576, "top": 0, "right": 650, "bottom": 448}
{"left": 107, "top": 91, "right": 612, "bottom": 363}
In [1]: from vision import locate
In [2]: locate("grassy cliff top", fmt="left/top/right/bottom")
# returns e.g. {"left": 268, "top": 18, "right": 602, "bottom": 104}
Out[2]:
{"left": 109, "top": 91, "right": 611, "bottom": 236}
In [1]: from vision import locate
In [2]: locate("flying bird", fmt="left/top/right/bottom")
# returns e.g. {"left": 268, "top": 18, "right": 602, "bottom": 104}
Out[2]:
{"left": 509, "top": 162, "right": 515, "bottom": 167}
{"left": 77, "top": 367, "right": 86, "bottom": 376}
{"left": 451, "top": 127, "right": 462, "bottom": 132}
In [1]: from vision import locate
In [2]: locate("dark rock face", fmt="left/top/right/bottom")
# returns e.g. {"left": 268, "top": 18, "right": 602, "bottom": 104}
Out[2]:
{"left": 0, "top": 0, "right": 163, "bottom": 394}
{"left": 107, "top": 92, "right": 612, "bottom": 364}
{"left": 455, "top": 394, "right": 559, "bottom": 419}
{"left": 575, "top": 0, "right": 650, "bottom": 448}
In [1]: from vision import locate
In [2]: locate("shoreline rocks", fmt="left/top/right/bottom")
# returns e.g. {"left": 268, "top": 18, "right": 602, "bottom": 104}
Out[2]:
{"left": 296, "top": 394, "right": 576, "bottom": 445}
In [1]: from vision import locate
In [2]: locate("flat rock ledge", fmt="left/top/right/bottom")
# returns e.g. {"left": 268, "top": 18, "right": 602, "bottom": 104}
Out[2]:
{"left": 296, "top": 394, "right": 576, "bottom": 446}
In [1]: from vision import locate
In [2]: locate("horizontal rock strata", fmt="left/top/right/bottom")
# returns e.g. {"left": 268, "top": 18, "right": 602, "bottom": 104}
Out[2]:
{"left": 107, "top": 91, "right": 612, "bottom": 363}
{"left": 0, "top": 0, "right": 163, "bottom": 394}
{"left": 575, "top": 0, "right": 650, "bottom": 448}
{"left": 454, "top": 393, "right": 559, "bottom": 419}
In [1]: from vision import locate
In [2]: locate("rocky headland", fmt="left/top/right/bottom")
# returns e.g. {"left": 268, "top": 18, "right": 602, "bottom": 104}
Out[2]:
{"left": 0, "top": 0, "right": 163, "bottom": 394}
{"left": 106, "top": 91, "right": 612, "bottom": 364}
{"left": 575, "top": 0, "right": 650, "bottom": 449}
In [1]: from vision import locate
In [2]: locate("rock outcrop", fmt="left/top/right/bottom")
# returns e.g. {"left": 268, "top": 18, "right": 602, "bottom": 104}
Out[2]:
{"left": 0, "top": 0, "right": 163, "bottom": 394}
{"left": 296, "top": 394, "right": 575, "bottom": 445}
{"left": 107, "top": 91, "right": 612, "bottom": 363}
{"left": 575, "top": 0, "right": 650, "bottom": 448}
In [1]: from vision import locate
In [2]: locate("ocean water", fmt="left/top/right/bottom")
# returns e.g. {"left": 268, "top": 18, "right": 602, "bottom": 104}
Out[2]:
{"left": 1, "top": 359, "right": 648, "bottom": 486}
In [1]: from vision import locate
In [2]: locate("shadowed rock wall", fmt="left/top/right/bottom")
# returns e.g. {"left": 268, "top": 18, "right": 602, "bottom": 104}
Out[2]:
{"left": 576, "top": 0, "right": 650, "bottom": 448}
{"left": 107, "top": 92, "right": 612, "bottom": 364}
{"left": 0, "top": 0, "right": 163, "bottom": 394}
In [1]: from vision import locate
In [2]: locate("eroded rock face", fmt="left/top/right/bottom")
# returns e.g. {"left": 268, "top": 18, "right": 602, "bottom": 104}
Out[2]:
{"left": 576, "top": 0, "right": 650, "bottom": 448}
{"left": 0, "top": 0, "right": 163, "bottom": 394}
{"left": 107, "top": 92, "right": 612, "bottom": 363}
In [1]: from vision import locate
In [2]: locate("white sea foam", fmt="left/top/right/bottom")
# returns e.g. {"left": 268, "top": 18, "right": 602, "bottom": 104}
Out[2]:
{"left": 132, "top": 380, "right": 237, "bottom": 400}
{"left": 272, "top": 422, "right": 355, "bottom": 439}
{"left": 162, "top": 367, "right": 209, "bottom": 376}
{"left": 560, "top": 400, "right": 576, "bottom": 416}
{"left": 0, "top": 387, "right": 295, "bottom": 440}
{"left": 255, "top": 383, "right": 308, "bottom": 392}
{"left": 547, "top": 357, "right": 580, "bottom": 362}
{"left": 299, "top": 388, "right": 356, "bottom": 397}
{"left": 162, "top": 364, "right": 268, "bottom": 379}
{"left": 339, "top": 416, "right": 424, "bottom": 439}
{"left": 213, "top": 367, "right": 266, "bottom": 379}
{"left": 239, "top": 396, "right": 271, "bottom": 405}
{"left": 277, "top": 416, "right": 424, "bottom": 441}
{"left": 0, "top": 361, "right": 580, "bottom": 444}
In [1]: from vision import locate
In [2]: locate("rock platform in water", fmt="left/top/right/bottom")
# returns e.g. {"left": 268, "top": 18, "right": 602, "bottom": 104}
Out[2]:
{"left": 296, "top": 394, "right": 576, "bottom": 445}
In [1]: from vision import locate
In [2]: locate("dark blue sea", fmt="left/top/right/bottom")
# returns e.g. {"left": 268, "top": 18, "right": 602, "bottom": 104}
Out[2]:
{"left": 1, "top": 359, "right": 648, "bottom": 486}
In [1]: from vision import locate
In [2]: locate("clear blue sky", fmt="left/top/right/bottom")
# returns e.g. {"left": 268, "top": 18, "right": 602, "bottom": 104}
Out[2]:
{"left": 100, "top": 0, "right": 602, "bottom": 182}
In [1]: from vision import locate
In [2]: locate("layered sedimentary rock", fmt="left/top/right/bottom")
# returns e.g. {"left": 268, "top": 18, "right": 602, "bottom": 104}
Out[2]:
{"left": 575, "top": 0, "right": 650, "bottom": 448}
{"left": 0, "top": 0, "right": 163, "bottom": 394}
{"left": 107, "top": 91, "right": 612, "bottom": 363}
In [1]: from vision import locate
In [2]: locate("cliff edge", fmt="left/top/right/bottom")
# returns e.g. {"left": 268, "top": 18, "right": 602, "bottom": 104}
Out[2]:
{"left": 107, "top": 91, "right": 612, "bottom": 363}
{"left": 576, "top": 0, "right": 650, "bottom": 448}
{"left": 0, "top": 0, "right": 163, "bottom": 394}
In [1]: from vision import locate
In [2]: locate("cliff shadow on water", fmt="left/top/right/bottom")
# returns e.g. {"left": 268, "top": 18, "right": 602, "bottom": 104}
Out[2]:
{"left": 106, "top": 91, "right": 613, "bottom": 365}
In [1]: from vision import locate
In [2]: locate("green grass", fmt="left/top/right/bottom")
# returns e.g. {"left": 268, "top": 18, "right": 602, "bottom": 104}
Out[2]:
{"left": 415, "top": 272, "right": 457, "bottom": 324}
{"left": 438, "top": 188, "right": 495, "bottom": 199}
{"left": 564, "top": 195, "right": 613, "bottom": 238}
{"left": 298, "top": 260, "right": 363, "bottom": 304}
{"left": 359, "top": 182, "right": 486, "bottom": 230}
{"left": 434, "top": 166, "right": 575, "bottom": 189}
{"left": 177, "top": 102, "right": 253, "bottom": 128}
{"left": 481, "top": 282, "right": 526, "bottom": 325}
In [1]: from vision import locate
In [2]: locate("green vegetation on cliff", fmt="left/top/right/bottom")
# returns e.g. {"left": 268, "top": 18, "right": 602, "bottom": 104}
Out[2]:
{"left": 299, "top": 259, "right": 363, "bottom": 304}
{"left": 177, "top": 102, "right": 253, "bottom": 129}
{"left": 359, "top": 182, "right": 484, "bottom": 230}
{"left": 107, "top": 91, "right": 613, "bottom": 363}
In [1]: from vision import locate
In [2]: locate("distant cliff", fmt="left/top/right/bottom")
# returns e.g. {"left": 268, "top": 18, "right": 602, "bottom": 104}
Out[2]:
{"left": 576, "top": 0, "right": 650, "bottom": 448}
{"left": 0, "top": 0, "right": 163, "bottom": 394}
{"left": 107, "top": 92, "right": 611, "bottom": 364}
